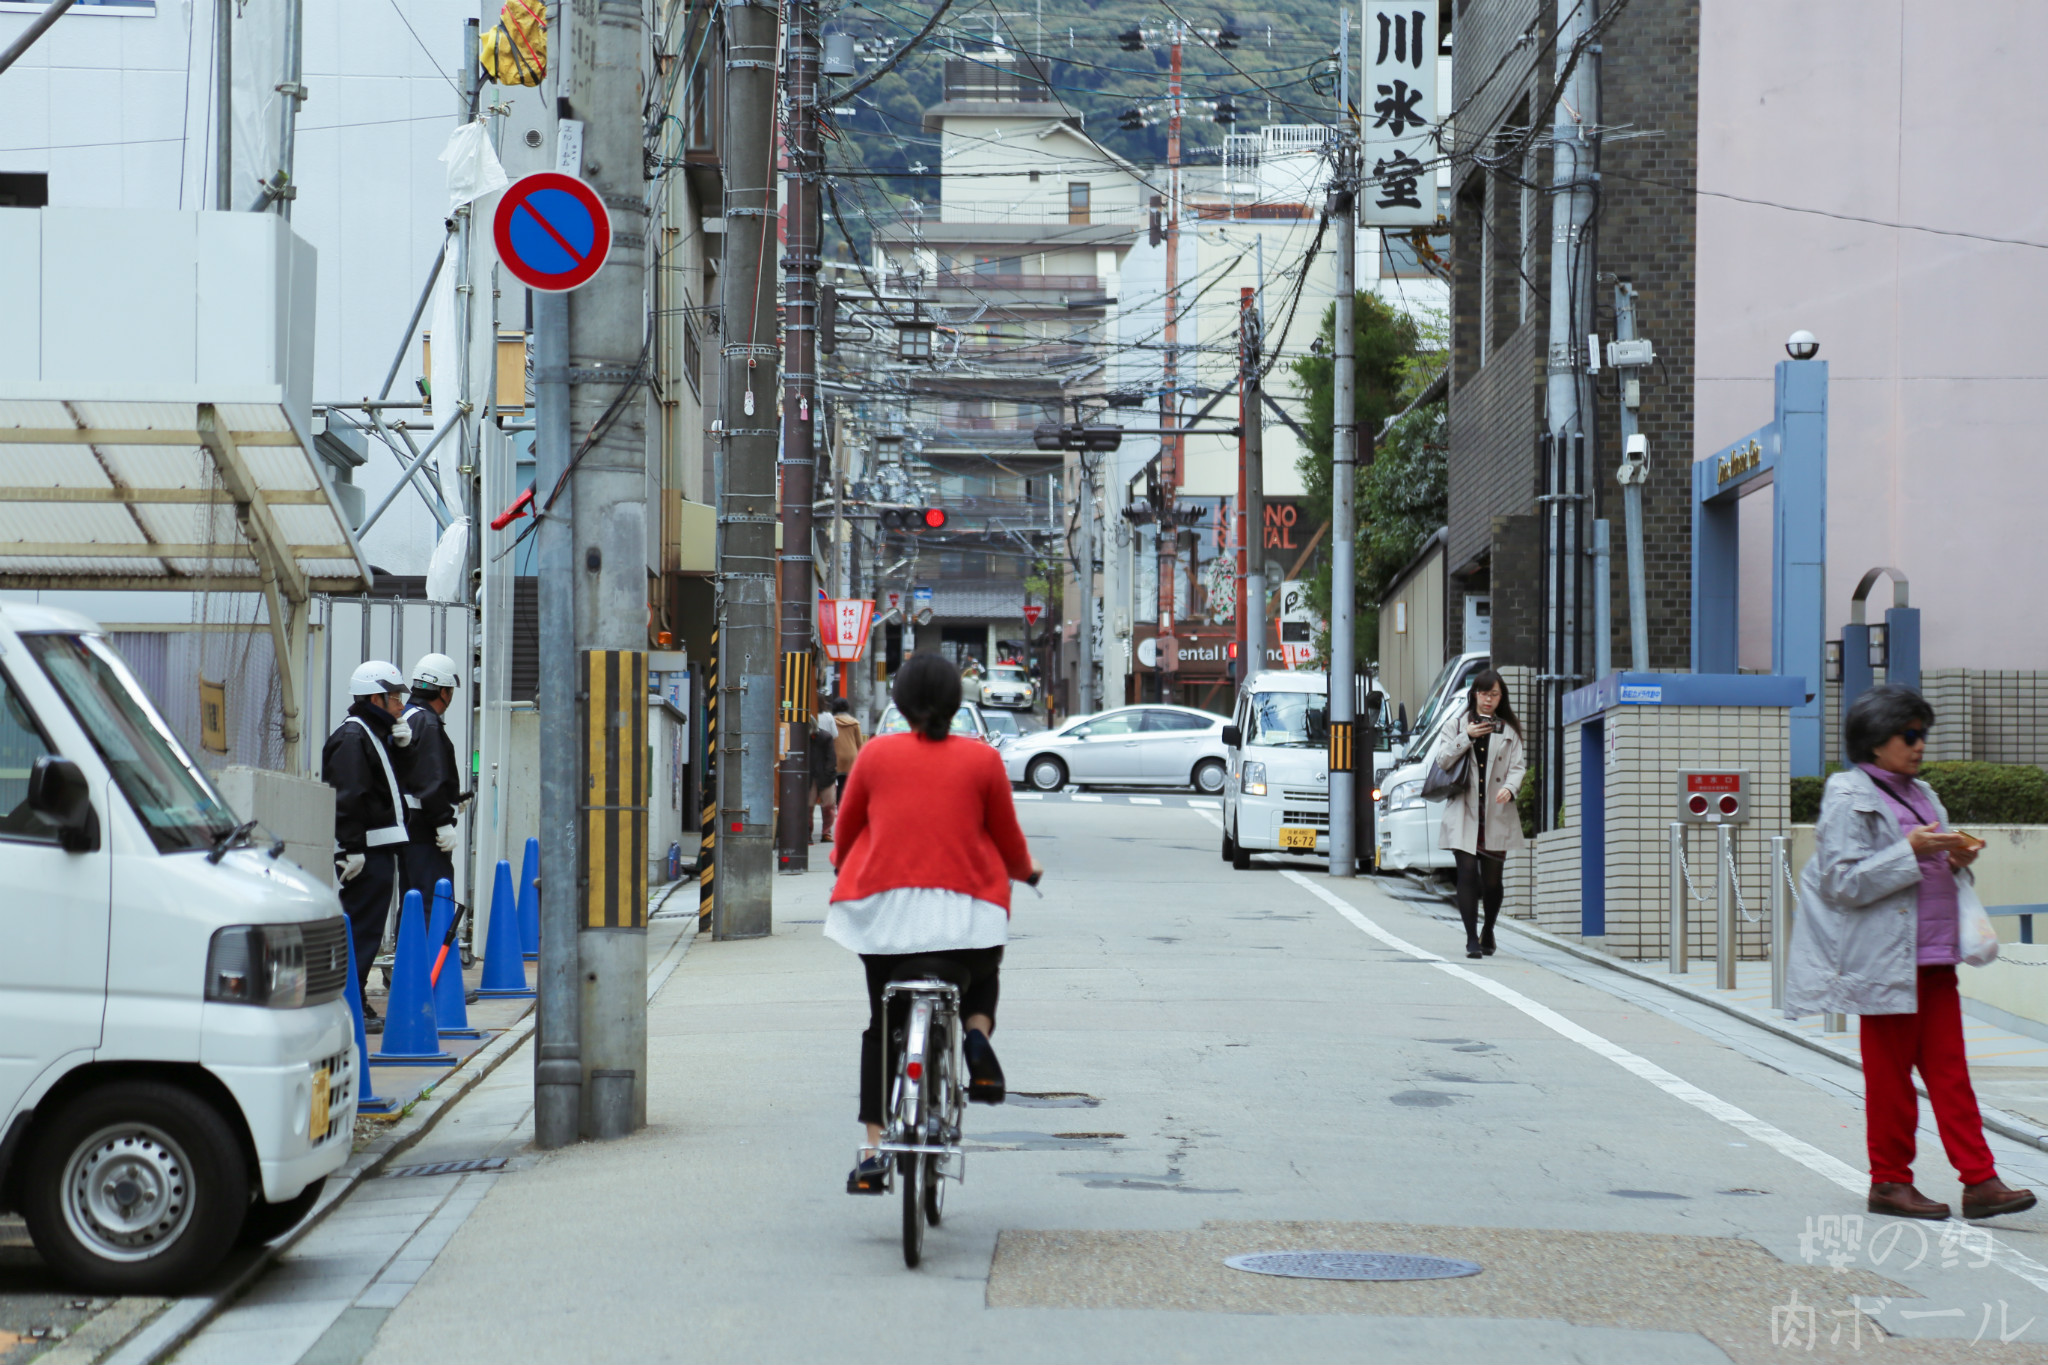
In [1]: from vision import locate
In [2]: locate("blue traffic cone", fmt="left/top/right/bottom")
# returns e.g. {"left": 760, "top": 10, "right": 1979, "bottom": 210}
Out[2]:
{"left": 518, "top": 837, "right": 540, "bottom": 961}
{"left": 370, "top": 890, "right": 455, "bottom": 1065}
{"left": 427, "top": 878, "right": 481, "bottom": 1039}
{"left": 344, "top": 928, "right": 394, "bottom": 1115}
{"left": 476, "top": 859, "right": 535, "bottom": 999}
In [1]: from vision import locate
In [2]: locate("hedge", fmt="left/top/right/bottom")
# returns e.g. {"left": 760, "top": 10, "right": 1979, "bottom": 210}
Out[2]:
{"left": 1790, "top": 762, "right": 2048, "bottom": 825}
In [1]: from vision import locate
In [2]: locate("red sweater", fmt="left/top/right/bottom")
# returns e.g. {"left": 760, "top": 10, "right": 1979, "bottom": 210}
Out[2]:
{"left": 829, "top": 733, "right": 1033, "bottom": 910}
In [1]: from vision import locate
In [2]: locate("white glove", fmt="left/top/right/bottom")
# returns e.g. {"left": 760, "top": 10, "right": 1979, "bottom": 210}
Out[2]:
{"left": 389, "top": 717, "right": 413, "bottom": 748}
{"left": 338, "top": 852, "right": 366, "bottom": 883}
{"left": 434, "top": 824, "right": 458, "bottom": 853}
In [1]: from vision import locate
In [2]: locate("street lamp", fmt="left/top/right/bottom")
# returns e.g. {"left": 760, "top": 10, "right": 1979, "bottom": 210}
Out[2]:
{"left": 1786, "top": 330, "right": 1819, "bottom": 361}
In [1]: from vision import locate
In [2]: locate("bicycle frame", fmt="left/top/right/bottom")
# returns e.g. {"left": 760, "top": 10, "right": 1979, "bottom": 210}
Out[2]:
{"left": 871, "top": 979, "right": 967, "bottom": 1181}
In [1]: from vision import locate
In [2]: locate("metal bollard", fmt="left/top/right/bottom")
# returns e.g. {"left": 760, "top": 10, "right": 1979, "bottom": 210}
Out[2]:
{"left": 1668, "top": 822, "right": 1687, "bottom": 974}
{"left": 1769, "top": 835, "right": 1790, "bottom": 1011}
{"left": 1716, "top": 823, "right": 1736, "bottom": 990}
{"left": 1825, "top": 1011, "right": 1848, "bottom": 1034}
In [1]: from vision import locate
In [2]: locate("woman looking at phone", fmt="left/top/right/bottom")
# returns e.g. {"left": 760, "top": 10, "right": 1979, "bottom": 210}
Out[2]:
{"left": 1428, "top": 669, "right": 1526, "bottom": 959}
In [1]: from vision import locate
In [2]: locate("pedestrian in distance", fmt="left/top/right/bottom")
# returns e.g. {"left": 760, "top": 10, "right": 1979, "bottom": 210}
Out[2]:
{"left": 322, "top": 661, "right": 414, "bottom": 1029}
{"left": 1785, "top": 684, "right": 2037, "bottom": 1221}
{"left": 829, "top": 695, "right": 864, "bottom": 802}
{"left": 1428, "top": 668, "right": 1526, "bottom": 959}
{"left": 810, "top": 697, "right": 839, "bottom": 843}
{"left": 397, "top": 653, "right": 464, "bottom": 917}
{"left": 826, "top": 652, "right": 1041, "bottom": 1195}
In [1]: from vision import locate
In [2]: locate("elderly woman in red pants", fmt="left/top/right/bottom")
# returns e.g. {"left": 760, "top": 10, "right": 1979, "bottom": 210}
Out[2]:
{"left": 1785, "top": 685, "right": 2035, "bottom": 1220}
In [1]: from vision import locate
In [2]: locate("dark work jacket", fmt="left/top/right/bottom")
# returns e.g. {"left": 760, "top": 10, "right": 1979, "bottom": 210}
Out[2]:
{"left": 323, "top": 700, "right": 409, "bottom": 854}
{"left": 399, "top": 701, "right": 461, "bottom": 835}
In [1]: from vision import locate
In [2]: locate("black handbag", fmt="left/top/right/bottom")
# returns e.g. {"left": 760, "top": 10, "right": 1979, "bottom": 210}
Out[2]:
{"left": 1420, "top": 747, "right": 1471, "bottom": 802}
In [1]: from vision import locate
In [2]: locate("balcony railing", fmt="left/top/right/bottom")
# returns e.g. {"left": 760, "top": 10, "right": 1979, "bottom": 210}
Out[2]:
{"left": 934, "top": 272, "right": 1101, "bottom": 293}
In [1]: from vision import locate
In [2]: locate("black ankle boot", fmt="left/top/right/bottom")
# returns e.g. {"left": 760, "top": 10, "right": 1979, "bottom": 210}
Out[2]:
{"left": 963, "top": 1028, "right": 1006, "bottom": 1103}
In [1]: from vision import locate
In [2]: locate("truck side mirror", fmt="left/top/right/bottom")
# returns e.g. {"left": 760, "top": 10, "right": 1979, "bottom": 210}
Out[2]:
{"left": 29, "top": 755, "right": 100, "bottom": 853}
{"left": 1221, "top": 725, "right": 1242, "bottom": 748}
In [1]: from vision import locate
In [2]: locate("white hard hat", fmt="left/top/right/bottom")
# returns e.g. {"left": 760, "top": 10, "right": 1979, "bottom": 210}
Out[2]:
{"left": 411, "top": 652, "right": 462, "bottom": 691}
{"left": 350, "top": 660, "right": 406, "bottom": 697}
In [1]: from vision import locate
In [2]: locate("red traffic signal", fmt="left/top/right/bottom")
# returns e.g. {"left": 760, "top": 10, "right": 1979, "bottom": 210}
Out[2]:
{"left": 921, "top": 507, "right": 948, "bottom": 530}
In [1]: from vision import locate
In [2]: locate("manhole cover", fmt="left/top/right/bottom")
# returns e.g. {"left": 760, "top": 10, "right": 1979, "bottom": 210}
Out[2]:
{"left": 1224, "top": 1251, "right": 1482, "bottom": 1282}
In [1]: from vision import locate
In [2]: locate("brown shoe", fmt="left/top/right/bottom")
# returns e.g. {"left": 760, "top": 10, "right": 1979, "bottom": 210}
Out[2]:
{"left": 1963, "top": 1178, "right": 2038, "bottom": 1219}
{"left": 1869, "top": 1183, "right": 1951, "bottom": 1219}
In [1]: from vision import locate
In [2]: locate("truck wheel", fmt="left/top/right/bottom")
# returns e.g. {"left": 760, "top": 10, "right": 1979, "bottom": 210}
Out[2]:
{"left": 1231, "top": 823, "right": 1253, "bottom": 871}
{"left": 21, "top": 1081, "right": 250, "bottom": 1294}
{"left": 1220, "top": 820, "right": 1236, "bottom": 862}
{"left": 238, "top": 1175, "right": 326, "bottom": 1247}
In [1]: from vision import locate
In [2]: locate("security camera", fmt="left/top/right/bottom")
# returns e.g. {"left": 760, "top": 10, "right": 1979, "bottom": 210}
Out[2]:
{"left": 1786, "top": 330, "right": 1820, "bottom": 360}
{"left": 1617, "top": 432, "right": 1648, "bottom": 485}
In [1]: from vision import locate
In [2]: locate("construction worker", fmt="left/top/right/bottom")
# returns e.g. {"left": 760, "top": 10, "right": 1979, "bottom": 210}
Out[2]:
{"left": 398, "top": 653, "right": 464, "bottom": 918}
{"left": 323, "top": 661, "right": 414, "bottom": 1028}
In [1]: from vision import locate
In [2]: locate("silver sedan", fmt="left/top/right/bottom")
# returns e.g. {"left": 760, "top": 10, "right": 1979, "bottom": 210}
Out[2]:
{"left": 1003, "top": 705, "right": 1230, "bottom": 793}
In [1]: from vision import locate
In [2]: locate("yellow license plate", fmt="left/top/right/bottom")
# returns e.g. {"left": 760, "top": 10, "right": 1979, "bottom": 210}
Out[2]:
{"left": 1278, "top": 826, "right": 1319, "bottom": 850}
{"left": 310, "top": 1066, "right": 330, "bottom": 1138}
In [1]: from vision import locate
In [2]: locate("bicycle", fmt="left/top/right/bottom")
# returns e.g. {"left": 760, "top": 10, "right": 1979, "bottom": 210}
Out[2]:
{"left": 871, "top": 959, "right": 968, "bottom": 1268}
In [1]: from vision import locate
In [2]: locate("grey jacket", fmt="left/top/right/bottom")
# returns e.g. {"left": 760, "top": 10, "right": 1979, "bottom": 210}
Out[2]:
{"left": 1783, "top": 765, "right": 1965, "bottom": 1019}
{"left": 1430, "top": 715, "right": 1527, "bottom": 855}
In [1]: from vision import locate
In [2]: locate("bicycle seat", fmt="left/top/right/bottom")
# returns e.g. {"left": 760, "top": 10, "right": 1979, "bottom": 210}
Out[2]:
{"left": 886, "top": 956, "right": 972, "bottom": 993}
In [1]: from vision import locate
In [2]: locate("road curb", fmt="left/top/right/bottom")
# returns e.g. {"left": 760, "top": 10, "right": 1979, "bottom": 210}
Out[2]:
{"left": 1492, "top": 912, "right": 2048, "bottom": 1157}
{"left": 101, "top": 910, "right": 698, "bottom": 1365}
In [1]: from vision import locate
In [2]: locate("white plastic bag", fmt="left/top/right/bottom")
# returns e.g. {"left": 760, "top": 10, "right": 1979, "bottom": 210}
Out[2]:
{"left": 425, "top": 517, "right": 472, "bottom": 604}
{"left": 438, "top": 119, "right": 510, "bottom": 212}
{"left": 1959, "top": 878, "right": 2001, "bottom": 967}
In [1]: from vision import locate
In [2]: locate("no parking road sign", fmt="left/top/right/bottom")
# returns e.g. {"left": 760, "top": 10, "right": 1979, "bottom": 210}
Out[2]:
{"left": 493, "top": 172, "right": 612, "bottom": 292}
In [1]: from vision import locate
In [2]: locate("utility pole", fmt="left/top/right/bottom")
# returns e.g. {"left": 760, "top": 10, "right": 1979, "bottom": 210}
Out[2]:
{"left": 1152, "top": 22, "right": 1184, "bottom": 705}
{"left": 1541, "top": 0, "right": 1598, "bottom": 829}
{"left": 213, "top": 0, "right": 231, "bottom": 209}
{"left": 775, "top": 0, "right": 820, "bottom": 873}
{"left": 1237, "top": 287, "right": 1266, "bottom": 681}
{"left": 716, "top": 0, "right": 779, "bottom": 936}
{"left": 1074, "top": 456, "right": 1096, "bottom": 713}
{"left": 1612, "top": 282, "right": 1650, "bottom": 672}
{"left": 1327, "top": 130, "right": 1359, "bottom": 879}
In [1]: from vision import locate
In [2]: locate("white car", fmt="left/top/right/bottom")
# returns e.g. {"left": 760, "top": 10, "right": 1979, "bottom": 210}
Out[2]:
{"left": 1375, "top": 652, "right": 1493, "bottom": 874}
{"left": 876, "top": 701, "right": 994, "bottom": 745}
{"left": 978, "top": 664, "right": 1036, "bottom": 710}
{"left": 1004, "top": 705, "right": 1229, "bottom": 793}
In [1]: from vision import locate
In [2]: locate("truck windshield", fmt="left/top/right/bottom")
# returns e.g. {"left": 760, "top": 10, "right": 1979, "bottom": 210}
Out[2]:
{"left": 23, "top": 634, "right": 239, "bottom": 854}
{"left": 1244, "top": 691, "right": 1327, "bottom": 749}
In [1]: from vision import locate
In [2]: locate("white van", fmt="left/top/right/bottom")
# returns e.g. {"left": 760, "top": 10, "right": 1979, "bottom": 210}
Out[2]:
{"left": 1219, "top": 670, "right": 1392, "bottom": 869}
{"left": 0, "top": 605, "right": 354, "bottom": 1292}
{"left": 1374, "top": 651, "right": 1493, "bottom": 873}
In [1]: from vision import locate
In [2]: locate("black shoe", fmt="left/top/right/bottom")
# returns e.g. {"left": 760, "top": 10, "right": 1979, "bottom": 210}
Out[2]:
{"left": 964, "top": 1028, "right": 1006, "bottom": 1104}
{"left": 1481, "top": 934, "right": 1497, "bottom": 957}
{"left": 847, "top": 1155, "right": 889, "bottom": 1195}
{"left": 1465, "top": 941, "right": 1483, "bottom": 959}
{"left": 362, "top": 1003, "right": 384, "bottom": 1034}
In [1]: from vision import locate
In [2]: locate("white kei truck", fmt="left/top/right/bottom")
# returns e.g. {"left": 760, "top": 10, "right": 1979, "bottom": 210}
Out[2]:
{"left": 0, "top": 603, "right": 354, "bottom": 1292}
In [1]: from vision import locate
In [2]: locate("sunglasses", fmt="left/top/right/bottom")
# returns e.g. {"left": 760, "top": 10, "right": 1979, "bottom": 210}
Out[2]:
{"left": 1899, "top": 727, "right": 1928, "bottom": 746}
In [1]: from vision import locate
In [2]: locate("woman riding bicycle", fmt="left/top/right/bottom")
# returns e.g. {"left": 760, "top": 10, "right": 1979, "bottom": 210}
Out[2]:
{"left": 828, "top": 653, "right": 1040, "bottom": 1194}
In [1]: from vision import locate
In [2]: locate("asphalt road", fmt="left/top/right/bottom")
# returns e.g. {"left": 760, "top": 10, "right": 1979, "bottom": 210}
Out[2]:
{"left": 118, "top": 797, "right": 2048, "bottom": 1362}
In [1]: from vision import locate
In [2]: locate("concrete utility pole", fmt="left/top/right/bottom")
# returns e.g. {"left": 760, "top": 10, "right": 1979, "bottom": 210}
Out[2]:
{"left": 213, "top": 0, "right": 230, "bottom": 209}
{"left": 775, "top": 0, "right": 821, "bottom": 873}
{"left": 1154, "top": 23, "right": 1183, "bottom": 704}
{"left": 1074, "top": 456, "right": 1096, "bottom": 713}
{"left": 716, "top": 0, "right": 779, "bottom": 937}
{"left": 1237, "top": 287, "right": 1266, "bottom": 680}
{"left": 1327, "top": 136, "right": 1359, "bottom": 879}
{"left": 1541, "top": 0, "right": 1598, "bottom": 828}
{"left": 1612, "top": 282, "right": 1650, "bottom": 673}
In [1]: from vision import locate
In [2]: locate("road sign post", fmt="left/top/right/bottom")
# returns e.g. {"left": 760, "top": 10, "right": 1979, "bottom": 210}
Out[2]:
{"left": 493, "top": 172, "right": 613, "bottom": 293}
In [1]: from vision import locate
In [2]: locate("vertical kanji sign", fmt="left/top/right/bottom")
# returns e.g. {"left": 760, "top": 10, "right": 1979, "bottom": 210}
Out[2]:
{"left": 818, "top": 598, "right": 876, "bottom": 662}
{"left": 1361, "top": 3, "right": 1438, "bottom": 227}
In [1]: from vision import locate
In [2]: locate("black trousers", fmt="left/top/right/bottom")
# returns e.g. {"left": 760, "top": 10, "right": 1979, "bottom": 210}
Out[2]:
{"left": 1454, "top": 849, "right": 1505, "bottom": 948}
{"left": 858, "top": 947, "right": 1002, "bottom": 1126}
{"left": 341, "top": 848, "right": 399, "bottom": 992}
{"left": 400, "top": 838, "right": 455, "bottom": 921}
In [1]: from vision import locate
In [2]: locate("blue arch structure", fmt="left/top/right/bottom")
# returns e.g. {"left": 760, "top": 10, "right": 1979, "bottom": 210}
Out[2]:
{"left": 1692, "top": 359, "right": 1828, "bottom": 777}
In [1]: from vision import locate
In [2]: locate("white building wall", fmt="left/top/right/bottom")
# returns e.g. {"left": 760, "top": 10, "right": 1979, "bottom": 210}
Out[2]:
{"left": 939, "top": 115, "right": 1146, "bottom": 225}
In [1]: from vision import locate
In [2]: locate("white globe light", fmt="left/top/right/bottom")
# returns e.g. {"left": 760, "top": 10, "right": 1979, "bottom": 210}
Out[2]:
{"left": 1786, "top": 329, "right": 1819, "bottom": 360}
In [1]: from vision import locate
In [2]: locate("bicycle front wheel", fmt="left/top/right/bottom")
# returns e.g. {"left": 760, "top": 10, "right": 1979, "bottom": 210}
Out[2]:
{"left": 924, "top": 1162, "right": 945, "bottom": 1226}
{"left": 900, "top": 1153, "right": 925, "bottom": 1267}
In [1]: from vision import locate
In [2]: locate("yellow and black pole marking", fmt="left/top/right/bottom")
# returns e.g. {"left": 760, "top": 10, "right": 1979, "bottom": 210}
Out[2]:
{"left": 698, "top": 630, "right": 717, "bottom": 930}
{"left": 780, "top": 651, "right": 815, "bottom": 723}
{"left": 583, "top": 650, "right": 648, "bottom": 929}
{"left": 1327, "top": 720, "right": 1355, "bottom": 774}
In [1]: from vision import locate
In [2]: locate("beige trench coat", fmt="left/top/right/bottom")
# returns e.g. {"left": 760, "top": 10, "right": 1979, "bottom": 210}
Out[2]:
{"left": 1429, "top": 718, "right": 1528, "bottom": 855}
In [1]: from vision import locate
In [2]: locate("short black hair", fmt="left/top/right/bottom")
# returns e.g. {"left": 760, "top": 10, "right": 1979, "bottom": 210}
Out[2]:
{"left": 829, "top": 697, "right": 850, "bottom": 715}
{"left": 410, "top": 685, "right": 444, "bottom": 705}
{"left": 1843, "top": 684, "right": 1935, "bottom": 764}
{"left": 891, "top": 653, "right": 961, "bottom": 741}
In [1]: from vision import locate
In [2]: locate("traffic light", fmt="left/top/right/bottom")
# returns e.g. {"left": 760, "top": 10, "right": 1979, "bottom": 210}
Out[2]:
{"left": 818, "top": 284, "right": 838, "bottom": 355}
{"left": 1034, "top": 422, "right": 1124, "bottom": 453}
{"left": 1117, "top": 28, "right": 1144, "bottom": 50}
{"left": 1216, "top": 27, "right": 1239, "bottom": 49}
{"left": 1118, "top": 107, "right": 1146, "bottom": 132}
{"left": 1148, "top": 207, "right": 1164, "bottom": 246}
{"left": 880, "top": 508, "right": 907, "bottom": 531}
{"left": 1214, "top": 97, "right": 1238, "bottom": 126}
{"left": 921, "top": 507, "right": 948, "bottom": 531}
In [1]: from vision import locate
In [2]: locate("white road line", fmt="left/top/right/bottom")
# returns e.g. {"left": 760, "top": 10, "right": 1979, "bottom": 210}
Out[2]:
{"left": 1130, "top": 797, "right": 1163, "bottom": 805}
{"left": 1072, "top": 794, "right": 1104, "bottom": 803}
{"left": 1190, "top": 807, "right": 1224, "bottom": 828}
{"left": 1281, "top": 869, "right": 2048, "bottom": 1296}
{"left": 1015, "top": 792, "right": 1044, "bottom": 800}
{"left": 1188, "top": 798, "right": 1221, "bottom": 809}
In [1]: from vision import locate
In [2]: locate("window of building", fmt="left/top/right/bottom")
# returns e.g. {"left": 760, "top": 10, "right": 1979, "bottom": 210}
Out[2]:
{"left": 0, "top": 173, "right": 48, "bottom": 208}
{"left": 1068, "top": 182, "right": 1091, "bottom": 225}
{"left": 0, "top": 0, "right": 151, "bottom": 14}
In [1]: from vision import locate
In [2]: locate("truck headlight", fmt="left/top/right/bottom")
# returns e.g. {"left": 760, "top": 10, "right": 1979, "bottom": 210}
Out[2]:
{"left": 1387, "top": 778, "right": 1424, "bottom": 810}
{"left": 1240, "top": 761, "right": 1267, "bottom": 797}
{"left": 206, "top": 924, "right": 308, "bottom": 1008}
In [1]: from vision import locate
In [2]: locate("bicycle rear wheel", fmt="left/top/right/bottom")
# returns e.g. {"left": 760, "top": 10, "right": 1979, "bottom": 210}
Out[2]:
{"left": 900, "top": 1153, "right": 925, "bottom": 1267}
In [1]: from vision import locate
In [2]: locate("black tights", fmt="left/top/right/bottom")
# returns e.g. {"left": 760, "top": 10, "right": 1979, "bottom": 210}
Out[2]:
{"left": 1454, "top": 850, "right": 1505, "bottom": 949}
